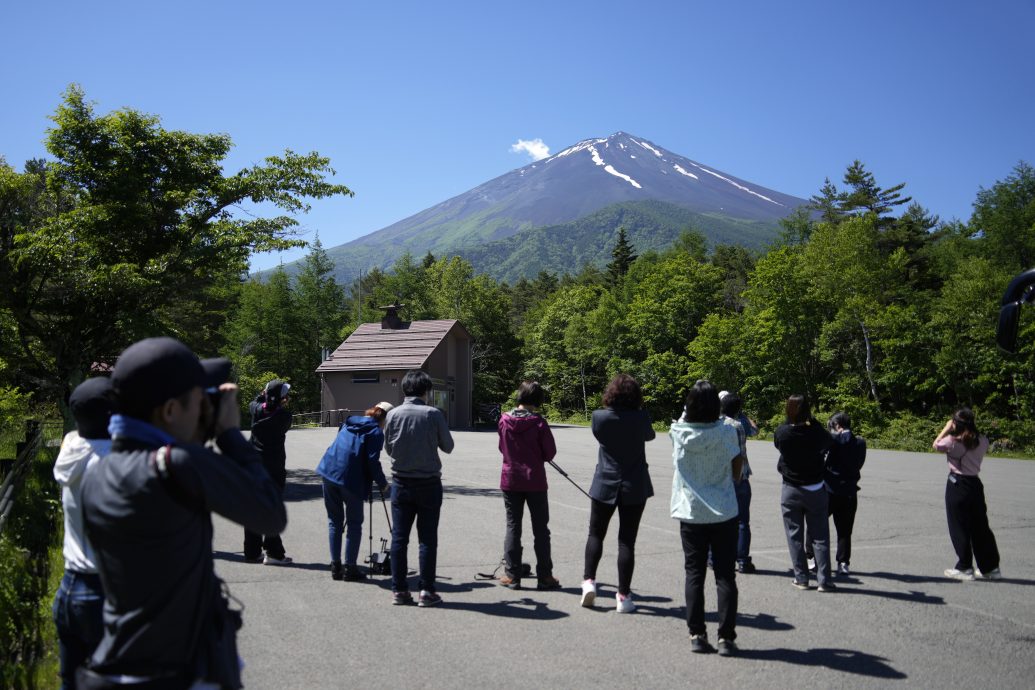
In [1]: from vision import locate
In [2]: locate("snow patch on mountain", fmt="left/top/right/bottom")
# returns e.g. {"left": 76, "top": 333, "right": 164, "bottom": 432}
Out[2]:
{"left": 588, "top": 145, "right": 642, "bottom": 189}
{"left": 634, "top": 139, "right": 664, "bottom": 158}
{"left": 551, "top": 138, "right": 608, "bottom": 161}
{"left": 673, "top": 164, "right": 699, "bottom": 180}
{"left": 688, "top": 162, "right": 783, "bottom": 206}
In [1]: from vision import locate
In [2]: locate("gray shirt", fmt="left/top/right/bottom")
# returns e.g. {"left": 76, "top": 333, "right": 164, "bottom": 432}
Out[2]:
{"left": 383, "top": 397, "right": 454, "bottom": 479}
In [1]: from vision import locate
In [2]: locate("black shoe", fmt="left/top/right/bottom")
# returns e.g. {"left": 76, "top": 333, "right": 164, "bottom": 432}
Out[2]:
{"left": 243, "top": 554, "right": 264, "bottom": 564}
{"left": 330, "top": 562, "right": 343, "bottom": 581}
{"left": 690, "top": 634, "right": 716, "bottom": 654}
{"left": 737, "top": 561, "right": 756, "bottom": 574}
{"left": 818, "top": 582, "right": 838, "bottom": 593}
{"left": 717, "top": 639, "right": 738, "bottom": 657}
{"left": 791, "top": 579, "right": 810, "bottom": 590}
{"left": 342, "top": 565, "right": 367, "bottom": 581}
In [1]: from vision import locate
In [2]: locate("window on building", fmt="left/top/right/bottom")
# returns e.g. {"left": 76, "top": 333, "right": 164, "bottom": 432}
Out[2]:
{"left": 352, "top": 371, "right": 379, "bottom": 383}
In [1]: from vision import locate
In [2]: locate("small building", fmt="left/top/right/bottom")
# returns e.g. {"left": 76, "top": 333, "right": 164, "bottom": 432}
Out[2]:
{"left": 316, "top": 306, "right": 473, "bottom": 429}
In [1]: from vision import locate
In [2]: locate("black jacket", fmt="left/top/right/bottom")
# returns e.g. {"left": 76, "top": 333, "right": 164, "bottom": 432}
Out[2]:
{"left": 824, "top": 430, "right": 866, "bottom": 495}
{"left": 589, "top": 408, "right": 656, "bottom": 505}
{"left": 81, "top": 430, "right": 286, "bottom": 685}
{"left": 774, "top": 420, "right": 832, "bottom": 487}
{"left": 249, "top": 396, "right": 291, "bottom": 474}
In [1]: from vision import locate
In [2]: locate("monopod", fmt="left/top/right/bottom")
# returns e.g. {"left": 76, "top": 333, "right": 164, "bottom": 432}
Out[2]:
{"left": 548, "top": 460, "right": 592, "bottom": 499}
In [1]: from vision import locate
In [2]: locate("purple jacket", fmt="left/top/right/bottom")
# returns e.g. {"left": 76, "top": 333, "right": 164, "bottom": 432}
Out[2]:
{"left": 498, "top": 410, "right": 557, "bottom": 492}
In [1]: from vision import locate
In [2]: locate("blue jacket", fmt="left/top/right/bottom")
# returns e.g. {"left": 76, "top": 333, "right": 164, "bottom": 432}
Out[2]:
{"left": 316, "top": 416, "right": 388, "bottom": 498}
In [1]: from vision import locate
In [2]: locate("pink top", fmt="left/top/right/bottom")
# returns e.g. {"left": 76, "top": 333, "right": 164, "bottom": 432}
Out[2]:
{"left": 934, "top": 435, "right": 989, "bottom": 476}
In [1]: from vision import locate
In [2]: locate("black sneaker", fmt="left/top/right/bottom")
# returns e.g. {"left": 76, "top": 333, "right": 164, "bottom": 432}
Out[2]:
{"left": 330, "top": 562, "right": 343, "bottom": 581}
{"left": 690, "top": 634, "right": 716, "bottom": 654}
{"left": 818, "top": 582, "right": 838, "bottom": 593}
{"left": 342, "top": 565, "right": 367, "bottom": 582}
{"left": 537, "top": 576, "right": 562, "bottom": 591}
{"left": 717, "top": 639, "right": 738, "bottom": 657}
{"left": 243, "top": 554, "right": 264, "bottom": 564}
{"left": 737, "top": 561, "right": 756, "bottom": 574}
{"left": 392, "top": 591, "right": 414, "bottom": 605}
{"left": 837, "top": 562, "right": 850, "bottom": 577}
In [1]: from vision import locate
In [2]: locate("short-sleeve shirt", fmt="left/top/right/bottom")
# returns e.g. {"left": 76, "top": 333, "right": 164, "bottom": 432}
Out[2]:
{"left": 669, "top": 420, "right": 741, "bottom": 523}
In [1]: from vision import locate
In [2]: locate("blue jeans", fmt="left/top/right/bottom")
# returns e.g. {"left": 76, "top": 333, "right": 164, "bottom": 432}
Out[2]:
{"left": 734, "top": 479, "right": 752, "bottom": 563}
{"left": 52, "top": 571, "right": 104, "bottom": 690}
{"left": 322, "top": 480, "right": 366, "bottom": 565}
{"left": 390, "top": 477, "right": 443, "bottom": 593}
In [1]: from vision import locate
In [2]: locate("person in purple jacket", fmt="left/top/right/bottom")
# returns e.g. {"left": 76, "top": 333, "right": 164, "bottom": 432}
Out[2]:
{"left": 497, "top": 381, "right": 560, "bottom": 591}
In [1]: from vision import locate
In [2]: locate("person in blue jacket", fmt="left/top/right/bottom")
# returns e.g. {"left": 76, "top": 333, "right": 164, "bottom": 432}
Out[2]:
{"left": 316, "top": 402, "right": 393, "bottom": 581}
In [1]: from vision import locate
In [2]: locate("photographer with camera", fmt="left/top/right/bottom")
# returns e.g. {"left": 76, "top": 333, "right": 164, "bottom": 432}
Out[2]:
{"left": 80, "top": 337, "right": 287, "bottom": 689}
{"left": 315, "top": 402, "right": 392, "bottom": 581}
{"left": 384, "top": 370, "right": 454, "bottom": 607}
{"left": 244, "top": 379, "right": 293, "bottom": 565}
{"left": 933, "top": 408, "right": 1002, "bottom": 581}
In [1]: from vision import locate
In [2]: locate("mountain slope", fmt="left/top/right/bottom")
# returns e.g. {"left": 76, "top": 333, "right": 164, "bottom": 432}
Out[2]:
{"left": 281, "top": 131, "right": 806, "bottom": 282}
{"left": 458, "top": 199, "right": 779, "bottom": 282}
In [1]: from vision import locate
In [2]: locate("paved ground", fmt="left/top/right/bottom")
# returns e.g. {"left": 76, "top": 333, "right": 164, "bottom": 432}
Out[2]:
{"left": 211, "top": 426, "right": 1035, "bottom": 689}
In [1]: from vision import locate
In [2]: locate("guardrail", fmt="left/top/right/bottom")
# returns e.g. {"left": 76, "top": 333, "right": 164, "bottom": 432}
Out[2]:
{"left": 0, "top": 421, "right": 49, "bottom": 535}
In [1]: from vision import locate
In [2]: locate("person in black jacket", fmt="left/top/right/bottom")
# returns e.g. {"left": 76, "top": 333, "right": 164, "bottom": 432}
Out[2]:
{"left": 774, "top": 394, "right": 835, "bottom": 592}
{"left": 80, "top": 337, "right": 286, "bottom": 689}
{"left": 581, "top": 374, "right": 656, "bottom": 613}
{"left": 245, "top": 379, "right": 293, "bottom": 565}
{"left": 805, "top": 412, "right": 866, "bottom": 576}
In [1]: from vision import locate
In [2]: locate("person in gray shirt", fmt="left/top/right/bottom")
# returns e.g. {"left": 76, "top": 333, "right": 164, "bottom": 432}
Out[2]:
{"left": 384, "top": 370, "right": 454, "bottom": 607}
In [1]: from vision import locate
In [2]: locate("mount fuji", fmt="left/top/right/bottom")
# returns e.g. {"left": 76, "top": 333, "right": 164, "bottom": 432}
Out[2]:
{"left": 299, "top": 132, "right": 808, "bottom": 282}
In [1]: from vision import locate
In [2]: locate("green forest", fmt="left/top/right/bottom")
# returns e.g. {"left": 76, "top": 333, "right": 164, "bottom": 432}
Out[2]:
{"left": 3, "top": 88, "right": 1035, "bottom": 455}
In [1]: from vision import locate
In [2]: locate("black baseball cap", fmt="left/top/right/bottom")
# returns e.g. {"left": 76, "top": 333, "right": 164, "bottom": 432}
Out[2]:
{"left": 111, "top": 337, "right": 231, "bottom": 417}
{"left": 69, "top": 377, "right": 115, "bottom": 440}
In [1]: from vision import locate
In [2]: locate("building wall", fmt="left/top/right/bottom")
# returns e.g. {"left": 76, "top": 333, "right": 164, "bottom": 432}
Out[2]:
{"left": 321, "top": 370, "right": 406, "bottom": 424}
{"left": 319, "top": 324, "right": 473, "bottom": 429}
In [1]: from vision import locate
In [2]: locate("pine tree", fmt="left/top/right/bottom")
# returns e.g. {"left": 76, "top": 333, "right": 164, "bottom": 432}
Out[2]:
{"left": 606, "top": 227, "right": 637, "bottom": 286}
{"left": 840, "top": 160, "right": 911, "bottom": 225}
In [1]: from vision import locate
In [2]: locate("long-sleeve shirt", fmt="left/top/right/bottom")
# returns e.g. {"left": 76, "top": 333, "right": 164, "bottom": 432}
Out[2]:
{"left": 383, "top": 397, "right": 454, "bottom": 479}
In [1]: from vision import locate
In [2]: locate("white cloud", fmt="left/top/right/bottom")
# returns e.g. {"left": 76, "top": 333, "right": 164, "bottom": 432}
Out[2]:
{"left": 510, "top": 138, "right": 550, "bottom": 162}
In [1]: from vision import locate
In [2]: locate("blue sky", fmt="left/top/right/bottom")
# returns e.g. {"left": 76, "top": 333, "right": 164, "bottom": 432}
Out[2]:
{"left": 3, "top": 1, "right": 1033, "bottom": 272}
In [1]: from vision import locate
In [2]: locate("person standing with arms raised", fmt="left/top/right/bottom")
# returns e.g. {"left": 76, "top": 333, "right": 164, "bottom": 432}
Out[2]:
{"left": 80, "top": 337, "right": 286, "bottom": 688}
{"left": 934, "top": 408, "right": 1002, "bottom": 581}
{"left": 384, "top": 370, "right": 454, "bottom": 607}
{"left": 581, "top": 374, "right": 656, "bottom": 613}
{"left": 245, "top": 379, "right": 293, "bottom": 565}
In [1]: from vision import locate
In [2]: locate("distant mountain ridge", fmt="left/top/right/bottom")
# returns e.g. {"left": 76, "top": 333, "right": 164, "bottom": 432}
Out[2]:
{"left": 275, "top": 131, "right": 808, "bottom": 282}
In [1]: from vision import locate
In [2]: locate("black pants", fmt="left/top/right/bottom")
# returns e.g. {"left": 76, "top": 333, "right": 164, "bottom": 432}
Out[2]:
{"left": 781, "top": 484, "right": 832, "bottom": 586}
{"left": 681, "top": 518, "right": 738, "bottom": 640}
{"left": 805, "top": 492, "right": 858, "bottom": 566}
{"left": 502, "top": 490, "right": 552, "bottom": 579}
{"left": 245, "top": 456, "right": 286, "bottom": 559}
{"left": 583, "top": 498, "right": 645, "bottom": 596}
{"left": 946, "top": 474, "right": 1000, "bottom": 572}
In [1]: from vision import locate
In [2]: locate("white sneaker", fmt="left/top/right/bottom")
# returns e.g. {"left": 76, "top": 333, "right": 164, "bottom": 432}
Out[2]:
{"left": 616, "top": 593, "right": 635, "bottom": 613}
{"left": 580, "top": 579, "right": 597, "bottom": 608}
{"left": 944, "top": 568, "right": 975, "bottom": 581}
{"left": 976, "top": 567, "right": 1002, "bottom": 580}
{"left": 264, "top": 555, "right": 293, "bottom": 566}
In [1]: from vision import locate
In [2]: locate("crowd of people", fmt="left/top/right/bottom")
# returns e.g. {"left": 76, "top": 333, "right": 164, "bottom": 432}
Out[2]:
{"left": 50, "top": 335, "right": 1005, "bottom": 687}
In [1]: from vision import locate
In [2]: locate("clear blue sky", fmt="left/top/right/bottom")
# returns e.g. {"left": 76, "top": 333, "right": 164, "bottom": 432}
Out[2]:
{"left": 3, "top": 1, "right": 1033, "bottom": 272}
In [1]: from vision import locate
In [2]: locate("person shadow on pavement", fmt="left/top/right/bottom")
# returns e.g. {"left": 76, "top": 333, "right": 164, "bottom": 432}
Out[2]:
{"left": 735, "top": 647, "right": 907, "bottom": 679}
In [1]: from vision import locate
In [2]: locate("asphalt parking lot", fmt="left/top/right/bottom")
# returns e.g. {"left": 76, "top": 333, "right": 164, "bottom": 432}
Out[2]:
{"left": 212, "top": 426, "right": 1035, "bottom": 689}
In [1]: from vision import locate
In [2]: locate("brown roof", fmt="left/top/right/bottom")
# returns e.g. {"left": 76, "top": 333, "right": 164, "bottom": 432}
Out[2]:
{"left": 315, "top": 320, "right": 470, "bottom": 373}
